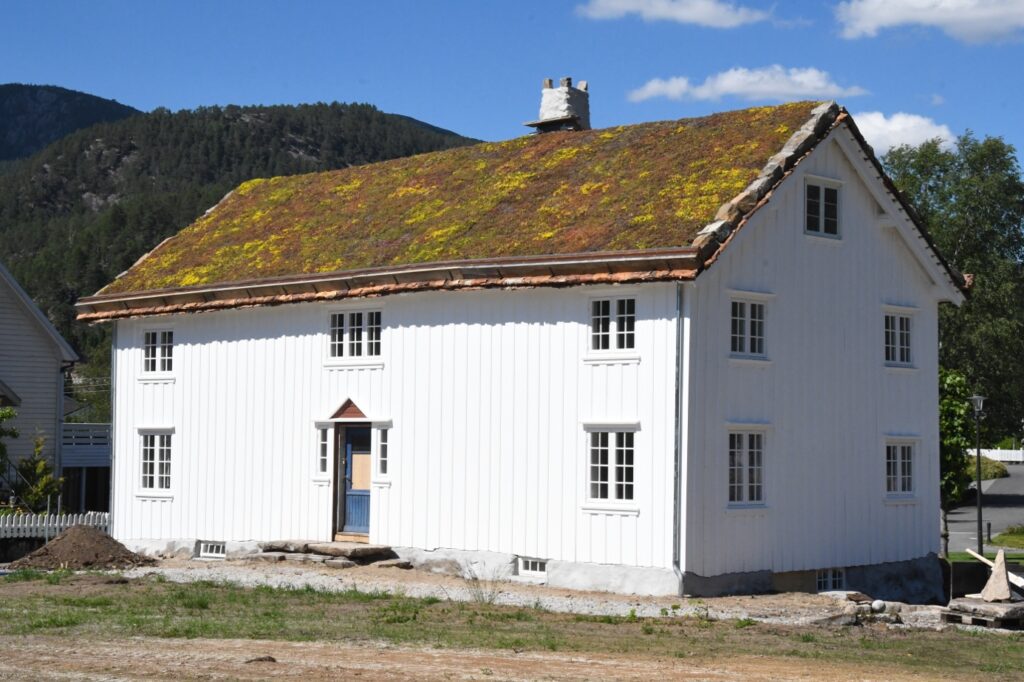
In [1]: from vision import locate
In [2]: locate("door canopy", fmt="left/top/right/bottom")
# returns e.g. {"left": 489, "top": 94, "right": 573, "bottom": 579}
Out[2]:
{"left": 331, "top": 399, "right": 367, "bottom": 420}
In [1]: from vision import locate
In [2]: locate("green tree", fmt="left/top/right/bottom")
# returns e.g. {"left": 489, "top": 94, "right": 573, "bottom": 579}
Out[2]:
{"left": 12, "top": 435, "right": 63, "bottom": 512}
{"left": 938, "top": 369, "right": 973, "bottom": 557}
{"left": 884, "top": 135, "right": 1024, "bottom": 439}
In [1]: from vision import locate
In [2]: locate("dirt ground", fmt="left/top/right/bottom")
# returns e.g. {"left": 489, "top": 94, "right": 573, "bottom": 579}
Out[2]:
{"left": 0, "top": 634, "right": 958, "bottom": 681}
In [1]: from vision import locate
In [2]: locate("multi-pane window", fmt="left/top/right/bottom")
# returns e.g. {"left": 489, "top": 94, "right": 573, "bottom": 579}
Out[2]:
{"left": 884, "top": 314, "right": 912, "bottom": 365}
{"left": 589, "top": 431, "right": 634, "bottom": 501}
{"left": 143, "top": 330, "right": 174, "bottom": 372}
{"left": 329, "top": 310, "right": 382, "bottom": 358}
{"left": 379, "top": 428, "right": 389, "bottom": 476}
{"left": 317, "top": 427, "right": 330, "bottom": 475}
{"left": 806, "top": 183, "right": 839, "bottom": 236}
{"left": 730, "top": 301, "right": 765, "bottom": 357}
{"left": 886, "top": 443, "right": 914, "bottom": 494}
{"left": 591, "top": 297, "right": 636, "bottom": 351}
{"left": 816, "top": 568, "right": 846, "bottom": 592}
{"left": 141, "top": 433, "right": 171, "bottom": 490}
{"left": 728, "top": 432, "right": 764, "bottom": 504}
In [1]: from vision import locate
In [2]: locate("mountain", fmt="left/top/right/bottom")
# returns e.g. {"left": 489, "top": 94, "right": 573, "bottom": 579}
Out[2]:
{"left": 0, "top": 101, "right": 477, "bottom": 371}
{"left": 0, "top": 84, "right": 141, "bottom": 163}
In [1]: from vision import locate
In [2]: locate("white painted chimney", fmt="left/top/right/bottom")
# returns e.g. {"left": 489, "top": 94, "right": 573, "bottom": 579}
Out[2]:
{"left": 525, "top": 77, "right": 590, "bottom": 132}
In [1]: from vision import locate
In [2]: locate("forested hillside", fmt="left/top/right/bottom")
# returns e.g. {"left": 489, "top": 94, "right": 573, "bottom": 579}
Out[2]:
{"left": 0, "top": 102, "right": 476, "bottom": 376}
{"left": 0, "top": 84, "right": 140, "bottom": 163}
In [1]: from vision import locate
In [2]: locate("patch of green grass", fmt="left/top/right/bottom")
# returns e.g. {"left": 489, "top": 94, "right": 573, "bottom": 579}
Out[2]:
{"left": 2, "top": 574, "right": 1024, "bottom": 677}
{"left": 991, "top": 525, "right": 1024, "bottom": 550}
{"left": 45, "top": 568, "right": 74, "bottom": 585}
{"left": 3, "top": 568, "right": 45, "bottom": 582}
{"left": 946, "top": 551, "right": 1024, "bottom": 562}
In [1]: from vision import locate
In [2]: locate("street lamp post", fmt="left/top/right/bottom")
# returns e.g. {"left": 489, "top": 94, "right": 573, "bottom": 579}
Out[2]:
{"left": 969, "top": 394, "right": 986, "bottom": 556}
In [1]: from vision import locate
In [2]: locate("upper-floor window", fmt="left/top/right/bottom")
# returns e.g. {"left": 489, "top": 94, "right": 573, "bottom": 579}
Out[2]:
{"left": 730, "top": 300, "right": 765, "bottom": 357}
{"left": 589, "top": 431, "right": 634, "bottom": 501}
{"left": 884, "top": 313, "right": 912, "bottom": 366}
{"left": 329, "top": 310, "right": 382, "bottom": 359}
{"left": 806, "top": 182, "right": 839, "bottom": 237}
{"left": 141, "top": 432, "right": 172, "bottom": 490}
{"left": 143, "top": 330, "right": 173, "bottom": 372}
{"left": 728, "top": 431, "right": 764, "bottom": 505}
{"left": 591, "top": 297, "right": 635, "bottom": 352}
{"left": 886, "top": 442, "right": 914, "bottom": 495}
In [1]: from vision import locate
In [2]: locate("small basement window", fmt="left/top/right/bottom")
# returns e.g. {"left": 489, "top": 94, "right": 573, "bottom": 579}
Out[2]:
{"left": 198, "top": 541, "right": 226, "bottom": 560}
{"left": 816, "top": 567, "right": 846, "bottom": 592}
{"left": 518, "top": 557, "right": 547, "bottom": 578}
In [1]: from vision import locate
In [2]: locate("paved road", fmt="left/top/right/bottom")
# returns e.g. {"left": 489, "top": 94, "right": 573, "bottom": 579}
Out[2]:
{"left": 947, "top": 464, "right": 1024, "bottom": 553}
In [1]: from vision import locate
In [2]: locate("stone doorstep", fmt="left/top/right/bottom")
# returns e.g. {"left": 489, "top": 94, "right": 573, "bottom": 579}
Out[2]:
{"left": 306, "top": 542, "right": 395, "bottom": 560}
{"left": 283, "top": 553, "right": 327, "bottom": 564}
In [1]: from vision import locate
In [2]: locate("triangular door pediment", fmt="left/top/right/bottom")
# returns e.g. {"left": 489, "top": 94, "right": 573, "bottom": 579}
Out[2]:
{"left": 331, "top": 399, "right": 367, "bottom": 419}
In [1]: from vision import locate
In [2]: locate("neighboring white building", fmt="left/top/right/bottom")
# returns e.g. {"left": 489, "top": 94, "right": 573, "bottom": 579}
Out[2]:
{"left": 77, "top": 98, "right": 966, "bottom": 599}
{"left": 0, "top": 262, "right": 78, "bottom": 492}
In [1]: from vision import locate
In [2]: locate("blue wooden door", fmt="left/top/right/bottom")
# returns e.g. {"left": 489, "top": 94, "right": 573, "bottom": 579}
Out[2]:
{"left": 343, "top": 427, "right": 371, "bottom": 533}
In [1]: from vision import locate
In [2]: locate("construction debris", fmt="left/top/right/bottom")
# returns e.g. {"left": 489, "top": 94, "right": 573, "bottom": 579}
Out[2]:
{"left": 980, "top": 551, "right": 1013, "bottom": 602}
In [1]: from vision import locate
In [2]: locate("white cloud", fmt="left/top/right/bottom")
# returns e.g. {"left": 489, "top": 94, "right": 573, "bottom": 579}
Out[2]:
{"left": 836, "top": 0, "right": 1024, "bottom": 42}
{"left": 577, "top": 0, "right": 768, "bottom": 28}
{"left": 930, "top": 93, "right": 945, "bottom": 106}
{"left": 628, "top": 66, "right": 867, "bottom": 102}
{"left": 853, "top": 111, "right": 955, "bottom": 153}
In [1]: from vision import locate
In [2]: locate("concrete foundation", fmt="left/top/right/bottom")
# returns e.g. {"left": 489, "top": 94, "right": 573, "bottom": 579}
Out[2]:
{"left": 684, "top": 554, "right": 946, "bottom": 604}
{"left": 124, "top": 538, "right": 261, "bottom": 560}
{"left": 393, "top": 546, "right": 679, "bottom": 595}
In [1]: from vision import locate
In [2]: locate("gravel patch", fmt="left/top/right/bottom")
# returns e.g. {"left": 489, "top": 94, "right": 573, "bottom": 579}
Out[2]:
{"left": 122, "top": 559, "right": 943, "bottom": 629}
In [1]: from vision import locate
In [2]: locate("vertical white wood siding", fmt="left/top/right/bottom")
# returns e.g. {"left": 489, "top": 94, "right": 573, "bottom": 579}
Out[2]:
{"left": 684, "top": 133, "right": 944, "bottom": 578}
{"left": 0, "top": 281, "right": 64, "bottom": 466}
{"left": 111, "top": 284, "right": 678, "bottom": 569}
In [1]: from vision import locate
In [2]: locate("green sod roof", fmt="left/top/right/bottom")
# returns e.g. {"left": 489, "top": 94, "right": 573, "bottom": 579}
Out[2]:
{"left": 101, "top": 101, "right": 822, "bottom": 295}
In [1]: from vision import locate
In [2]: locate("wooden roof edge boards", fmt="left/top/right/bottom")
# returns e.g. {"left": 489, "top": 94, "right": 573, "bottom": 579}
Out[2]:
{"left": 76, "top": 250, "right": 701, "bottom": 321}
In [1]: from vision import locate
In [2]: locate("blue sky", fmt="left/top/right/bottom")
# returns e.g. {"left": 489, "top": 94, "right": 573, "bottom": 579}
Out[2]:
{"left": 3, "top": 0, "right": 1023, "bottom": 156}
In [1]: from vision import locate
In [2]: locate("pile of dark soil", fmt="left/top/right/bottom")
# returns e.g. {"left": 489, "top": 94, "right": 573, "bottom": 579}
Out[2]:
{"left": 10, "top": 525, "right": 154, "bottom": 570}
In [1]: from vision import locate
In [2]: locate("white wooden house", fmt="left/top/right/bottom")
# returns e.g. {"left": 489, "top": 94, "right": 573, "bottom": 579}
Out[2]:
{"left": 77, "top": 92, "right": 965, "bottom": 598}
{"left": 0, "top": 262, "right": 79, "bottom": 496}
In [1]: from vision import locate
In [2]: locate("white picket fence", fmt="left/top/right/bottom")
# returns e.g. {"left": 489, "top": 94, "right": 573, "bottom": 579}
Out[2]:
{"left": 981, "top": 449, "right": 1024, "bottom": 464}
{"left": 0, "top": 512, "right": 110, "bottom": 540}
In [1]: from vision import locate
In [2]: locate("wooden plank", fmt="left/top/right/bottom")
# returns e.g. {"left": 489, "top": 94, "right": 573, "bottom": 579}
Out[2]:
{"left": 965, "top": 549, "right": 1024, "bottom": 589}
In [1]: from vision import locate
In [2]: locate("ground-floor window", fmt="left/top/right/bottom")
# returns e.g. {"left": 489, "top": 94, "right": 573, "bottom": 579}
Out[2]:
{"left": 141, "top": 433, "right": 172, "bottom": 490}
{"left": 886, "top": 442, "right": 914, "bottom": 495}
{"left": 728, "top": 431, "right": 764, "bottom": 504}
{"left": 589, "top": 431, "right": 634, "bottom": 501}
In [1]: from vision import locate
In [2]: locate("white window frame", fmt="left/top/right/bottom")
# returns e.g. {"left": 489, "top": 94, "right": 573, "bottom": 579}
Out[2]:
{"left": 885, "top": 440, "right": 916, "bottom": 497}
{"left": 325, "top": 307, "right": 383, "bottom": 366}
{"left": 314, "top": 422, "right": 332, "bottom": 482}
{"left": 728, "top": 429, "right": 765, "bottom": 507}
{"left": 804, "top": 176, "right": 842, "bottom": 239}
{"left": 586, "top": 428, "right": 635, "bottom": 504}
{"left": 515, "top": 556, "right": 548, "bottom": 583}
{"left": 730, "top": 299, "right": 767, "bottom": 359}
{"left": 883, "top": 306, "right": 916, "bottom": 368}
{"left": 816, "top": 567, "right": 846, "bottom": 592}
{"left": 137, "top": 427, "right": 174, "bottom": 498}
{"left": 378, "top": 427, "right": 390, "bottom": 477}
{"left": 140, "top": 327, "right": 175, "bottom": 379}
{"left": 588, "top": 295, "right": 637, "bottom": 355}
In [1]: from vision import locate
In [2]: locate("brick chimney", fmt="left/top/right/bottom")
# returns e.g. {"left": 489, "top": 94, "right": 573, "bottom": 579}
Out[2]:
{"left": 525, "top": 77, "right": 590, "bottom": 133}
